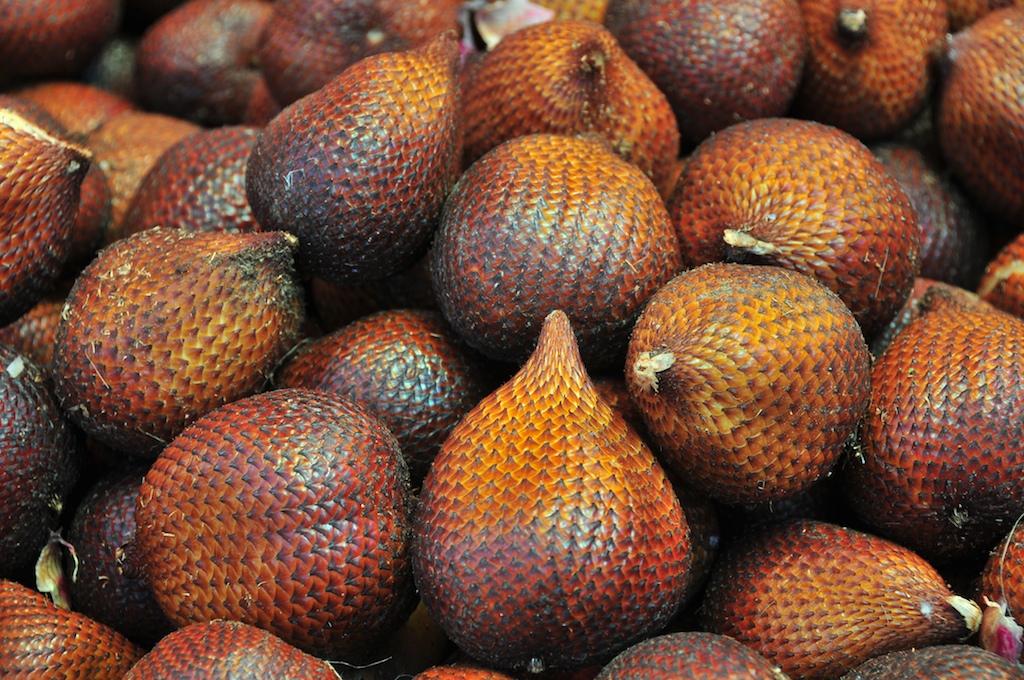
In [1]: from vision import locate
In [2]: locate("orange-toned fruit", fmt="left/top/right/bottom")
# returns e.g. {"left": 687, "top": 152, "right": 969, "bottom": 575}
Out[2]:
{"left": 937, "top": 7, "right": 1024, "bottom": 224}
{"left": 538, "top": 0, "right": 608, "bottom": 21}
{"left": 793, "top": 0, "right": 948, "bottom": 141}
{"left": 977, "top": 217, "right": 1024, "bottom": 318}
{"left": 12, "top": 81, "right": 135, "bottom": 141}
{"left": 123, "top": 620, "right": 341, "bottom": 679}
{"left": 122, "top": 126, "right": 261, "bottom": 237}
{"left": 52, "top": 228, "right": 305, "bottom": 457}
{"left": 0, "top": 578, "right": 144, "bottom": 678}
{"left": 128, "top": 388, "right": 416, "bottom": 661}
{"left": 430, "top": 133, "right": 681, "bottom": 370}
{"left": 978, "top": 521, "right": 1024, "bottom": 662}
{"left": 839, "top": 644, "right": 1024, "bottom": 679}
{"left": 414, "top": 665, "right": 516, "bottom": 680}
{"left": 699, "top": 519, "right": 981, "bottom": 679}
{"left": 947, "top": 0, "right": 1024, "bottom": 30}
{"left": 247, "top": 32, "right": 463, "bottom": 285}
{"left": 413, "top": 310, "right": 692, "bottom": 672}
{"left": 626, "top": 263, "right": 871, "bottom": 505}
{"left": 68, "top": 163, "right": 112, "bottom": 274}
{"left": 461, "top": 19, "right": 679, "bottom": 195}
{"left": 842, "top": 295, "right": 1024, "bottom": 563}
{"left": 604, "top": 0, "right": 807, "bottom": 148}
{"left": 595, "top": 631, "right": 786, "bottom": 679}
{"left": 0, "top": 294, "right": 65, "bottom": 373}
{"left": 667, "top": 117, "right": 920, "bottom": 336}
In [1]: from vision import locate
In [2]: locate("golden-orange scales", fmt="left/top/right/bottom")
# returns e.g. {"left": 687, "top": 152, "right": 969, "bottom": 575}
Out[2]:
{"left": 595, "top": 631, "right": 787, "bottom": 679}
{"left": 978, "top": 223, "right": 1024, "bottom": 318}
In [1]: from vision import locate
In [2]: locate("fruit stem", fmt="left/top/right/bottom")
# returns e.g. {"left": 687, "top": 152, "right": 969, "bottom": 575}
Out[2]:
{"left": 837, "top": 8, "right": 868, "bottom": 40}
{"left": 948, "top": 594, "right": 984, "bottom": 636}
{"left": 632, "top": 351, "right": 675, "bottom": 393}
{"left": 723, "top": 229, "right": 779, "bottom": 257}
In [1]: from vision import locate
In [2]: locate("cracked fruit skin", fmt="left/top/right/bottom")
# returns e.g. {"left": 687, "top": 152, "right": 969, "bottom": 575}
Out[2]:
{"left": 413, "top": 310, "right": 692, "bottom": 673}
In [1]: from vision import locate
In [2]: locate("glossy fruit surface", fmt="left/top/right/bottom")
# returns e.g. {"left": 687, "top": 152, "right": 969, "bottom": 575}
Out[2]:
{"left": 595, "top": 631, "right": 786, "bottom": 679}
{"left": 978, "top": 230, "right": 1024, "bottom": 318}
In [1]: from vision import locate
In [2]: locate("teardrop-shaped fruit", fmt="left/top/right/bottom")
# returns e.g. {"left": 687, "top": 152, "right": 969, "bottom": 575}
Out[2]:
{"left": 842, "top": 297, "right": 1024, "bottom": 563}
{"left": 595, "top": 631, "right": 787, "bottom": 679}
{"left": 626, "top": 263, "right": 871, "bottom": 505}
{"left": 52, "top": 227, "right": 305, "bottom": 457}
{"left": 431, "top": 133, "right": 681, "bottom": 370}
{"left": 699, "top": 519, "right": 982, "bottom": 679}
{"left": 977, "top": 230, "right": 1024, "bottom": 318}
{"left": 666, "top": 117, "right": 920, "bottom": 336}
{"left": 839, "top": 644, "right": 1024, "bottom": 679}
{"left": 793, "top": 0, "right": 948, "bottom": 140}
{"left": 937, "top": 7, "right": 1024, "bottom": 224}
{"left": 0, "top": 578, "right": 144, "bottom": 678}
{"left": 413, "top": 310, "right": 692, "bottom": 672}
{"left": 0, "top": 106, "right": 90, "bottom": 326}
{"left": 247, "top": 31, "right": 462, "bottom": 285}
{"left": 124, "top": 620, "right": 341, "bottom": 679}
{"left": 129, "top": 388, "right": 416, "bottom": 661}
{"left": 604, "top": 0, "right": 807, "bottom": 148}
{"left": 461, "top": 19, "right": 679, "bottom": 195}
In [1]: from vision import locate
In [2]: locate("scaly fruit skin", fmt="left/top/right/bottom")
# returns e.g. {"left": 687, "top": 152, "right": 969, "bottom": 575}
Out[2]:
{"left": 414, "top": 665, "right": 517, "bottom": 680}
{"left": 431, "top": 133, "right": 681, "bottom": 371}
{"left": 594, "top": 631, "right": 786, "bottom": 679}
{"left": 130, "top": 388, "right": 416, "bottom": 661}
{"left": 979, "top": 522, "right": 1024, "bottom": 663}
{"left": 12, "top": 81, "right": 135, "bottom": 140}
{"left": 461, "top": 19, "right": 679, "bottom": 195}
{"left": 667, "top": 117, "right": 920, "bottom": 337}
{"left": 839, "top": 644, "right": 1024, "bottom": 679}
{"left": 626, "top": 263, "right": 871, "bottom": 505}
{"left": 123, "top": 620, "right": 341, "bottom": 679}
{"left": 604, "top": 0, "right": 807, "bottom": 148}
{"left": 948, "top": 0, "right": 1024, "bottom": 29}
{"left": 794, "top": 0, "right": 949, "bottom": 141}
{"left": 0, "top": 295, "right": 64, "bottom": 371}
{"left": 247, "top": 31, "right": 463, "bottom": 285}
{"left": 52, "top": 228, "right": 305, "bottom": 457}
{"left": 977, "top": 223, "right": 1024, "bottom": 318}
{"left": 937, "top": 7, "right": 1024, "bottom": 224}
{"left": 414, "top": 311, "right": 692, "bottom": 673}
{"left": 699, "top": 520, "right": 978, "bottom": 680}
{"left": 0, "top": 578, "right": 144, "bottom": 678}
{"left": 843, "top": 300, "right": 1024, "bottom": 563}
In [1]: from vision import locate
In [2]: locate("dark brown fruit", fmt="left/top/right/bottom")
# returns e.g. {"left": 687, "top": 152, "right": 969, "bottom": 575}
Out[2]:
{"left": 977, "top": 229, "right": 1024, "bottom": 318}
{"left": 430, "top": 133, "right": 681, "bottom": 370}
{"left": 12, "top": 81, "right": 135, "bottom": 141}
{"left": 0, "top": 578, "right": 143, "bottom": 678}
{"left": 667, "top": 117, "right": 920, "bottom": 336}
{"left": 604, "top": 0, "right": 807, "bottom": 148}
{"left": 413, "top": 310, "right": 692, "bottom": 672}
{"left": 626, "top": 263, "right": 871, "bottom": 505}
{"left": 128, "top": 388, "right": 416, "bottom": 661}
{"left": 461, "top": 19, "right": 679, "bottom": 195}
{"left": 247, "top": 31, "right": 463, "bottom": 285}
{"left": 123, "top": 620, "right": 341, "bottom": 679}
{"left": 937, "top": 7, "right": 1024, "bottom": 224}
{"left": 122, "top": 126, "right": 261, "bottom": 237}
{"left": 699, "top": 519, "right": 981, "bottom": 679}
{"left": 135, "top": 0, "right": 273, "bottom": 126}
{"left": 594, "top": 631, "right": 786, "bottom": 679}
{"left": 839, "top": 644, "right": 1024, "bottom": 679}
{"left": 793, "top": 0, "right": 948, "bottom": 140}
{"left": 0, "top": 294, "right": 65, "bottom": 372}
{"left": 52, "top": 228, "right": 305, "bottom": 457}
{"left": 842, "top": 296, "right": 1024, "bottom": 563}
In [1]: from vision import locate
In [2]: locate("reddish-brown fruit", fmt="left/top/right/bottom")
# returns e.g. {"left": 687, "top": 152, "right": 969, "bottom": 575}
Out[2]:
{"left": 700, "top": 519, "right": 981, "bottom": 679}
{"left": 0, "top": 0, "right": 122, "bottom": 84}
{"left": 937, "top": 8, "right": 1024, "bottom": 224}
{"left": 0, "top": 107, "right": 90, "bottom": 326}
{"left": 839, "top": 644, "right": 1024, "bottom": 679}
{"left": 68, "top": 164, "right": 112, "bottom": 274}
{"left": 241, "top": 76, "right": 283, "bottom": 126}
{"left": 122, "top": 126, "right": 261, "bottom": 238}
{"left": 135, "top": 0, "right": 273, "bottom": 126}
{"left": 414, "top": 310, "right": 692, "bottom": 672}
{"left": 67, "top": 464, "right": 175, "bottom": 647}
{"left": 872, "top": 143, "right": 990, "bottom": 289}
{"left": 979, "top": 521, "right": 1024, "bottom": 662}
{"left": 537, "top": 0, "right": 608, "bottom": 21}
{"left": 0, "top": 294, "right": 65, "bottom": 372}
{"left": 604, "top": 0, "right": 807, "bottom": 148}
{"left": 626, "top": 263, "right": 871, "bottom": 505}
{"left": 977, "top": 222, "right": 1024, "bottom": 318}
{"left": 0, "top": 579, "right": 143, "bottom": 677}
{"left": 12, "top": 81, "right": 135, "bottom": 141}
{"left": 129, "top": 388, "right": 416, "bottom": 660}
{"left": 247, "top": 32, "right": 463, "bottom": 285}
{"left": 947, "top": 0, "right": 1024, "bottom": 30}
{"left": 431, "top": 133, "right": 681, "bottom": 370}
{"left": 276, "top": 308, "right": 496, "bottom": 484}
{"left": 461, "top": 19, "right": 679, "bottom": 195}
{"left": 842, "top": 298, "right": 1024, "bottom": 563}
{"left": 415, "top": 665, "right": 517, "bottom": 680}
{"left": 124, "top": 620, "right": 341, "bottom": 679}
{"left": 595, "top": 631, "right": 786, "bottom": 679}
{"left": 667, "top": 117, "right": 920, "bottom": 336}
{"left": 51, "top": 228, "right": 305, "bottom": 457}
{"left": 794, "top": 0, "right": 948, "bottom": 140}
{"left": 258, "top": 0, "right": 461, "bottom": 106}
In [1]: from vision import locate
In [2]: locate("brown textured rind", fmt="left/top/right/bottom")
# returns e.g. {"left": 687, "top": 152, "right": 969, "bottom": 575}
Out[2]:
{"left": 247, "top": 31, "right": 463, "bottom": 285}
{"left": 12, "top": 81, "right": 135, "bottom": 141}
{"left": 414, "top": 665, "right": 518, "bottom": 680}
{"left": 666, "top": 117, "right": 920, "bottom": 336}
{"left": 594, "top": 631, "right": 786, "bottom": 679}
{"left": 948, "top": 0, "right": 1024, "bottom": 30}
{"left": 839, "top": 644, "right": 1024, "bottom": 679}
{"left": 979, "top": 521, "right": 1024, "bottom": 663}
{"left": 977, "top": 229, "right": 1024, "bottom": 318}
{"left": 413, "top": 310, "right": 692, "bottom": 672}
{"left": 51, "top": 228, "right": 305, "bottom": 457}
{"left": 625, "top": 263, "right": 871, "bottom": 505}
{"left": 0, "top": 295, "right": 65, "bottom": 372}
{"left": 130, "top": 388, "right": 416, "bottom": 661}
{"left": 0, "top": 578, "right": 143, "bottom": 678}
{"left": 699, "top": 519, "right": 977, "bottom": 679}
